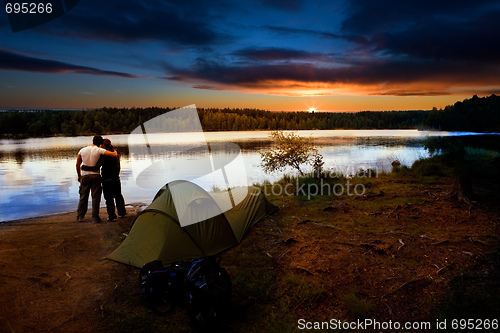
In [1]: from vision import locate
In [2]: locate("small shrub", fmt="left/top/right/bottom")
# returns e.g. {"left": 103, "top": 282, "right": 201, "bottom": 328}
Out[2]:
{"left": 392, "top": 165, "right": 410, "bottom": 175}
{"left": 411, "top": 158, "right": 446, "bottom": 176}
{"left": 260, "top": 131, "right": 322, "bottom": 175}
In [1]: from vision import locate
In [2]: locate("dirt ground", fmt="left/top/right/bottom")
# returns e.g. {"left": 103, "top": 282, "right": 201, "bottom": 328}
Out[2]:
{"left": 261, "top": 177, "right": 500, "bottom": 323}
{"left": 0, "top": 206, "right": 141, "bottom": 333}
{"left": 0, "top": 175, "right": 499, "bottom": 332}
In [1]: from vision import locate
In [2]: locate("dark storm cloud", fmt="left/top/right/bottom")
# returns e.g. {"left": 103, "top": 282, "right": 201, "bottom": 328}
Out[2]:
{"left": 231, "top": 47, "right": 331, "bottom": 62}
{"left": 0, "top": 49, "right": 141, "bottom": 78}
{"left": 165, "top": 0, "right": 500, "bottom": 96}
{"left": 166, "top": 56, "right": 500, "bottom": 93}
{"left": 14, "top": 0, "right": 497, "bottom": 96}
{"left": 42, "top": 0, "right": 231, "bottom": 46}
{"left": 340, "top": 0, "right": 497, "bottom": 34}
{"left": 373, "top": 10, "right": 500, "bottom": 63}
{"left": 340, "top": 0, "right": 500, "bottom": 63}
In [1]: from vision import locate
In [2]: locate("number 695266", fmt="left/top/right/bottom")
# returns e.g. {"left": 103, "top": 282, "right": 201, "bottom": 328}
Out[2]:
{"left": 5, "top": 2, "right": 53, "bottom": 14}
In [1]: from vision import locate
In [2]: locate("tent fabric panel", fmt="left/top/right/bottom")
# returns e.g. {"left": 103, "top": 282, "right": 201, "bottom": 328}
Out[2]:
{"left": 265, "top": 195, "right": 279, "bottom": 215}
{"left": 156, "top": 219, "right": 207, "bottom": 266}
{"left": 106, "top": 212, "right": 172, "bottom": 267}
{"left": 183, "top": 219, "right": 238, "bottom": 256}
{"left": 107, "top": 212, "right": 203, "bottom": 268}
{"left": 146, "top": 185, "right": 179, "bottom": 221}
{"left": 224, "top": 187, "right": 278, "bottom": 243}
{"left": 149, "top": 180, "right": 214, "bottom": 221}
{"left": 183, "top": 200, "right": 238, "bottom": 256}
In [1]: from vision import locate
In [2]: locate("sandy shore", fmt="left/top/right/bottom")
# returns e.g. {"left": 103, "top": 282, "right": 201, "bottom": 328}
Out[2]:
{"left": 0, "top": 205, "right": 141, "bottom": 333}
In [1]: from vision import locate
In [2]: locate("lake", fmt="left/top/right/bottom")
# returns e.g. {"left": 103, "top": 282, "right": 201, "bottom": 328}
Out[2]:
{"left": 0, "top": 129, "right": 491, "bottom": 222}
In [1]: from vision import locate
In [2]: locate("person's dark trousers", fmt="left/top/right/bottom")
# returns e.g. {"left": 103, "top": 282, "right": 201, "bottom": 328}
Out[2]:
{"left": 77, "top": 174, "right": 102, "bottom": 220}
{"left": 102, "top": 178, "right": 126, "bottom": 220}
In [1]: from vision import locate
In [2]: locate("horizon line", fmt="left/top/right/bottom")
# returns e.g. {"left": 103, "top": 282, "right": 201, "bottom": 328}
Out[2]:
{"left": 0, "top": 107, "right": 432, "bottom": 113}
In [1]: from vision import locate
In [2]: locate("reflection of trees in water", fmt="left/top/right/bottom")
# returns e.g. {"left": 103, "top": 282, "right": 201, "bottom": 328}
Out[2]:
{"left": 126, "top": 140, "right": 273, "bottom": 159}
{"left": 304, "top": 137, "right": 425, "bottom": 149}
{"left": 424, "top": 135, "right": 500, "bottom": 154}
{"left": 112, "top": 145, "right": 129, "bottom": 157}
{"left": 0, "top": 143, "right": 132, "bottom": 163}
{"left": 232, "top": 140, "right": 271, "bottom": 151}
{"left": 0, "top": 148, "right": 80, "bottom": 163}
{"left": 14, "top": 150, "right": 25, "bottom": 165}
{"left": 0, "top": 136, "right": 455, "bottom": 164}
{"left": 355, "top": 137, "right": 424, "bottom": 148}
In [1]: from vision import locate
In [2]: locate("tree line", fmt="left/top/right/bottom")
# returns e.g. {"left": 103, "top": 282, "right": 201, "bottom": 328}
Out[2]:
{"left": 429, "top": 94, "right": 500, "bottom": 132}
{"left": 0, "top": 95, "right": 498, "bottom": 138}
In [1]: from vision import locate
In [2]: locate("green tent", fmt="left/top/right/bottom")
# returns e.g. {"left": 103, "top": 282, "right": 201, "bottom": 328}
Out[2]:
{"left": 107, "top": 180, "right": 278, "bottom": 268}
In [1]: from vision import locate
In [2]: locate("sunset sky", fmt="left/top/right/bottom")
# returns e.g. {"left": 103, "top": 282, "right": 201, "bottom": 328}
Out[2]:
{"left": 1, "top": 0, "right": 500, "bottom": 111}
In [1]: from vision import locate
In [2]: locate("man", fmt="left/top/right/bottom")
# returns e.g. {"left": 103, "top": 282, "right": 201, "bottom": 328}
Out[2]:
{"left": 76, "top": 135, "right": 118, "bottom": 223}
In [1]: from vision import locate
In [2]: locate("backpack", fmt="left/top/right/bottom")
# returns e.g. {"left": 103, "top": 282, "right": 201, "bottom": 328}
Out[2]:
{"left": 138, "top": 260, "right": 190, "bottom": 311}
{"left": 184, "top": 256, "right": 232, "bottom": 331}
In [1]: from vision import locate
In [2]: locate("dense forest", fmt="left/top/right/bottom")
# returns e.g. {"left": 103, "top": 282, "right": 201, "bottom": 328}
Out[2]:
{"left": 0, "top": 95, "right": 498, "bottom": 138}
{"left": 429, "top": 94, "right": 500, "bottom": 132}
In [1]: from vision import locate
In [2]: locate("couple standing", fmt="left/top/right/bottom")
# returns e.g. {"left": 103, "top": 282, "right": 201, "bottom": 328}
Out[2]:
{"left": 76, "top": 135, "right": 127, "bottom": 223}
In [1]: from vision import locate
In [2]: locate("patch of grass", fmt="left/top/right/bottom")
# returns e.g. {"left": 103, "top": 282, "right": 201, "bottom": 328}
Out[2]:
{"left": 230, "top": 301, "right": 297, "bottom": 333}
{"left": 277, "top": 273, "right": 329, "bottom": 311}
{"left": 464, "top": 147, "right": 500, "bottom": 162}
{"left": 411, "top": 157, "right": 450, "bottom": 177}
{"left": 222, "top": 248, "right": 305, "bottom": 332}
{"left": 340, "top": 287, "right": 375, "bottom": 319}
{"left": 395, "top": 260, "right": 418, "bottom": 275}
{"left": 99, "top": 306, "right": 190, "bottom": 333}
{"left": 97, "top": 269, "right": 192, "bottom": 333}
{"left": 229, "top": 262, "right": 274, "bottom": 301}
{"left": 391, "top": 165, "right": 411, "bottom": 175}
{"left": 405, "top": 224, "right": 439, "bottom": 237}
{"left": 435, "top": 274, "right": 500, "bottom": 326}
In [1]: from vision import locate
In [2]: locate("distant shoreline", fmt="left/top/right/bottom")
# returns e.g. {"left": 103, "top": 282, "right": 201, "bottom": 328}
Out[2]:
{"left": 1, "top": 128, "right": 499, "bottom": 142}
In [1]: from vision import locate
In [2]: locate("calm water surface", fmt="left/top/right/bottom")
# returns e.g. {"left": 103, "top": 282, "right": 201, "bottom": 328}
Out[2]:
{"left": 0, "top": 130, "right": 487, "bottom": 222}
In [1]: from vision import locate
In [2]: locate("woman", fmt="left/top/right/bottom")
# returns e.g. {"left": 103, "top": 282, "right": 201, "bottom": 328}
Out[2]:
{"left": 100, "top": 139, "right": 127, "bottom": 221}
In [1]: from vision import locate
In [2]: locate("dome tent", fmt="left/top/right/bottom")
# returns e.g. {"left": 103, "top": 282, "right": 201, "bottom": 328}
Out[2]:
{"left": 107, "top": 180, "right": 278, "bottom": 268}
